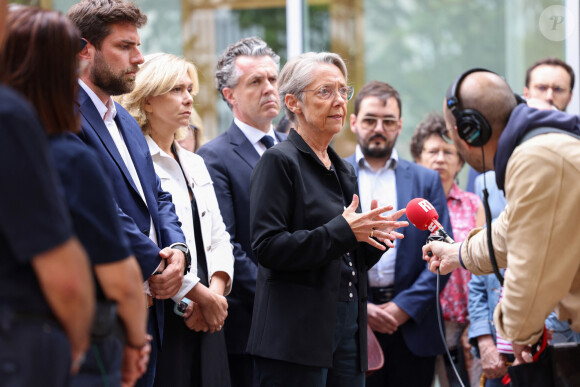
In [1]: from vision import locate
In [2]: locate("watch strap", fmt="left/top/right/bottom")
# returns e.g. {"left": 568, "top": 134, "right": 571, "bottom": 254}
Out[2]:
{"left": 170, "top": 242, "right": 191, "bottom": 275}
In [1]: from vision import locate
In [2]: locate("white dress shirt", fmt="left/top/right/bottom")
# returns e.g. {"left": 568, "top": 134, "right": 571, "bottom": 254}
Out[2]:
{"left": 147, "top": 136, "right": 234, "bottom": 300}
{"left": 234, "top": 117, "right": 278, "bottom": 155}
{"left": 355, "top": 145, "right": 398, "bottom": 287}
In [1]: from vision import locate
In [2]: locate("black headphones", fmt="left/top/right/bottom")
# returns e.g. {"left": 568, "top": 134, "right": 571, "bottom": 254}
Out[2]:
{"left": 446, "top": 68, "right": 526, "bottom": 147}
{"left": 445, "top": 68, "right": 495, "bottom": 147}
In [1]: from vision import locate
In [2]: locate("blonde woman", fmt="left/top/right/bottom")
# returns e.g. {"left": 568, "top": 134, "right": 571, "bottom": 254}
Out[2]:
{"left": 117, "top": 53, "right": 233, "bottom": 387}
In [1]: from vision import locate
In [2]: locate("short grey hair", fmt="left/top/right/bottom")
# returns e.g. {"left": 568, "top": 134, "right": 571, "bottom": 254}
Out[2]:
{"left": 215, "top": 36, "right": 280, "bottom": 109}
{"left": 278, "top": 52, "right": 348, "bottom": 122}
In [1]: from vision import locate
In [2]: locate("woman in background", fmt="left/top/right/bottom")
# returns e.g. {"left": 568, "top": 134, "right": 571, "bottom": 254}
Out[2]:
{"left": 118, "top": 52, "right": 233, "bottom": 387}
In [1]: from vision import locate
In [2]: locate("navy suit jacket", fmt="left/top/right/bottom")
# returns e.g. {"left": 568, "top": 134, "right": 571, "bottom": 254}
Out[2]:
{"left": 76, "top": 87, "right": 186, "bottom": 343}
{"left": 346, "top": 154, "right": 451, "bottom": 357}
{"left": 197, "top": 122, "right": 286, "bottom": 354}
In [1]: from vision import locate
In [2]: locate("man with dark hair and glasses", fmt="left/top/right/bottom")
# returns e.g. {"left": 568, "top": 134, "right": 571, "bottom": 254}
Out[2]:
{"left": 345, "top": 80, "right": 452, "bottom": 387}
{"left": 524, "top": 57, "right": 574, "bottom": 111}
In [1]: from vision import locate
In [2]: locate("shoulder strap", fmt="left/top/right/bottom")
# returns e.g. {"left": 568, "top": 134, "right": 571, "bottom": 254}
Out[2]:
{"left": 518, "top": 126, "right": 580, "bottom": 146}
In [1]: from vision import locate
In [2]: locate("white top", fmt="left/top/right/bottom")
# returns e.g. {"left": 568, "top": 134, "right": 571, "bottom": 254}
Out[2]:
{"left": 355, "top": 145, "right": 398, "bottom": 287}
{"left": 146, "top": 136, "right": 234, "bottom": 299}
{"left": 234, "top": 117, "right": 278, "bottom": 156}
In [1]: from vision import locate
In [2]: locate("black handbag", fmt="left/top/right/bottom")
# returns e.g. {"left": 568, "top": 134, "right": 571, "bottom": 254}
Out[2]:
{"left": 507, "top": 339, "right": 580, "bottom": 386}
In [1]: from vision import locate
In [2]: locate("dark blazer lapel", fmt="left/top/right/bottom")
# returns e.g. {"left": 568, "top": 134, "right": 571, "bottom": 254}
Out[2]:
{"left": 114, "top": 109, "right": 158, "bottom": 218}
{"left": 78, "top": 89, "right": 141, "bottom": 197}
{"left": 344, "top": 154, "right": 359, "bottom": 189}
{"left": 229, "top": 123, "right": 260, "bottom": 169}
{"left": 395, "top": 160, "right": 413, "bottom": 236}
{"left": 348, "top": 154, "right": 359, "bottom": 175}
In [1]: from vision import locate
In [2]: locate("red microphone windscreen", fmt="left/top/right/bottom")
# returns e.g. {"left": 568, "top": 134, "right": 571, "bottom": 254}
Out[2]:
{"left": 406, "top": 198, "right": 440, "bottom": 231}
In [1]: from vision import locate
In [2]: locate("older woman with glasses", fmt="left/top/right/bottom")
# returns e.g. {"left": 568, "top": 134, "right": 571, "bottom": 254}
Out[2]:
{"left": 246, "top": 52, "right": 408, "bottom": 387}
{"left": 410, "top": 113, "right": 485, "bottom": 386}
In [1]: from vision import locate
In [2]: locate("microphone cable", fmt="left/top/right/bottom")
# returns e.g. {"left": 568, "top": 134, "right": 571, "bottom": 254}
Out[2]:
{"left": 428, "top": 234, "right": 466, "bottom": 387}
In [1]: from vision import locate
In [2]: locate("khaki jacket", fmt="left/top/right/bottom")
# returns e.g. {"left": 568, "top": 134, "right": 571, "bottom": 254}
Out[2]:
{"left": 461, "top": 132, "right": 580, "bottom": 345}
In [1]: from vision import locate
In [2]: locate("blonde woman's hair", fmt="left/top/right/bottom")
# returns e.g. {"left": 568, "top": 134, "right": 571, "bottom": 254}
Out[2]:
{"left": 117, "top": 52, "right": 199, "bottom": 135}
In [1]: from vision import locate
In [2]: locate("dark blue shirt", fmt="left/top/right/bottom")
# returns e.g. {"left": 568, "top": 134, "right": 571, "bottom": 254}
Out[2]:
{"left": 48, "top": 133, "right": 131, "bottom": 299}
{"left": 0, "top": 86, "right": 73, "bottom": 314}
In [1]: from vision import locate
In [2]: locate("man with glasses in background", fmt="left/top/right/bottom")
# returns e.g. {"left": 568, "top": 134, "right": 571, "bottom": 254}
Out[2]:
{"left": 523, "top": 57, "right": 574, "bottom": 111}
{"left": 346, "top": 81, "right": 451, "bottom": 386}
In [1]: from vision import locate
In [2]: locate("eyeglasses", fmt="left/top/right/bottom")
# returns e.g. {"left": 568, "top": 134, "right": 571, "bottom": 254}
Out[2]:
{"left": 304, "top": 86, "right": 354, "bottom": 101}
{"left": 422, "top": 147, "right": 457, "bottom": 159}
{"left": 359, "top": 116, "right": 399, "bottom": 132}
{"left": 80, "top": 38, "right": 88, "bottom": 51}
{"left": 533, "top": 84, "right": 570, "bottom": 96}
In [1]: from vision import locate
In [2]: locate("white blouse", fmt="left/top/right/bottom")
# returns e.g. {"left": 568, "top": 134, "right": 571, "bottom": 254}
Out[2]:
{"left": 146, "top": 136, "right": 234, "bottom": 299}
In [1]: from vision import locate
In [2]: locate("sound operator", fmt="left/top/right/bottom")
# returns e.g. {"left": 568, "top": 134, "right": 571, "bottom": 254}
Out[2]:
{"left": 423, "top": 69, "right": 580, "bottom": 366}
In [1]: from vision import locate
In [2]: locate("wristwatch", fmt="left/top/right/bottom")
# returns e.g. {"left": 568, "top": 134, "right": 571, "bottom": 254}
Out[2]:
{"left": 170, "top": 242, "right": 191, "bottom": 275}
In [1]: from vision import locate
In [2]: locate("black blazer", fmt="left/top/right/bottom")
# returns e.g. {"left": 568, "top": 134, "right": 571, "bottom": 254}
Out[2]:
{"left": 246, "top": 129, "right": 383, "bottom": 371}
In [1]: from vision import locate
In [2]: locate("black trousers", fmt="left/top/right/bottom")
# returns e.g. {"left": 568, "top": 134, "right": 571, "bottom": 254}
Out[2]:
{"left": 154, "top": 300, "right": 231, "bottom": 387}
{"left": 228, "top": 353, "right": 257, "bottom": 387}
{"left": 0, "top": 312, "right": 71, "bottom": 387}
{"left": 253, "top": 301, "right": 363, "bottom": 387}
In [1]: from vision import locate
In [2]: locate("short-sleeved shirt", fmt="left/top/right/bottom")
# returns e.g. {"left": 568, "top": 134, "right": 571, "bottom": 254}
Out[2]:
{"left": 0, "top": 86, "right": 73, "bottom": 314}
{"left": 48, "top": 133, "right": 131, "bottom": 299}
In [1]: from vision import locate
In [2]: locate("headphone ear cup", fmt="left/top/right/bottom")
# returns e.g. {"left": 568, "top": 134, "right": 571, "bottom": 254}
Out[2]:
{"left": 456, "top": 109, "right": 491, "bottom": 147}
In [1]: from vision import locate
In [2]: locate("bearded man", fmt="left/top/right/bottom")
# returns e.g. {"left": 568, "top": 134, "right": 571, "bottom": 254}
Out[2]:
{"left": 346, "top": 80, "right": 451, "bottom": 387}
{"left": 67, "top": 2, "right": 191, "bottom": 385}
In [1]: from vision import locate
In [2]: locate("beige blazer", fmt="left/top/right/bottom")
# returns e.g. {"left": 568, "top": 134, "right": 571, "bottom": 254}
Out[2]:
{"left": 461, "top": 132, "right": 580, "bottom": 345}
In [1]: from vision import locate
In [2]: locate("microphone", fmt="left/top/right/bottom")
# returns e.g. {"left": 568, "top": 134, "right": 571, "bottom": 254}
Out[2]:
{"left": 406, "top": 198, "right": 454, "bottom": 244}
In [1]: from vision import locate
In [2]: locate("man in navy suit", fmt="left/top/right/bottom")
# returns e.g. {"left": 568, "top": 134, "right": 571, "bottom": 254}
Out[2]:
{"left": 197, "top": 37, "right": 286, "bottom": 387}
{"left": 68, "top": 1, "right": 190, "bottom": 385}
{"left": 346, "top": 81, "right": 451, "bottom": 387}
